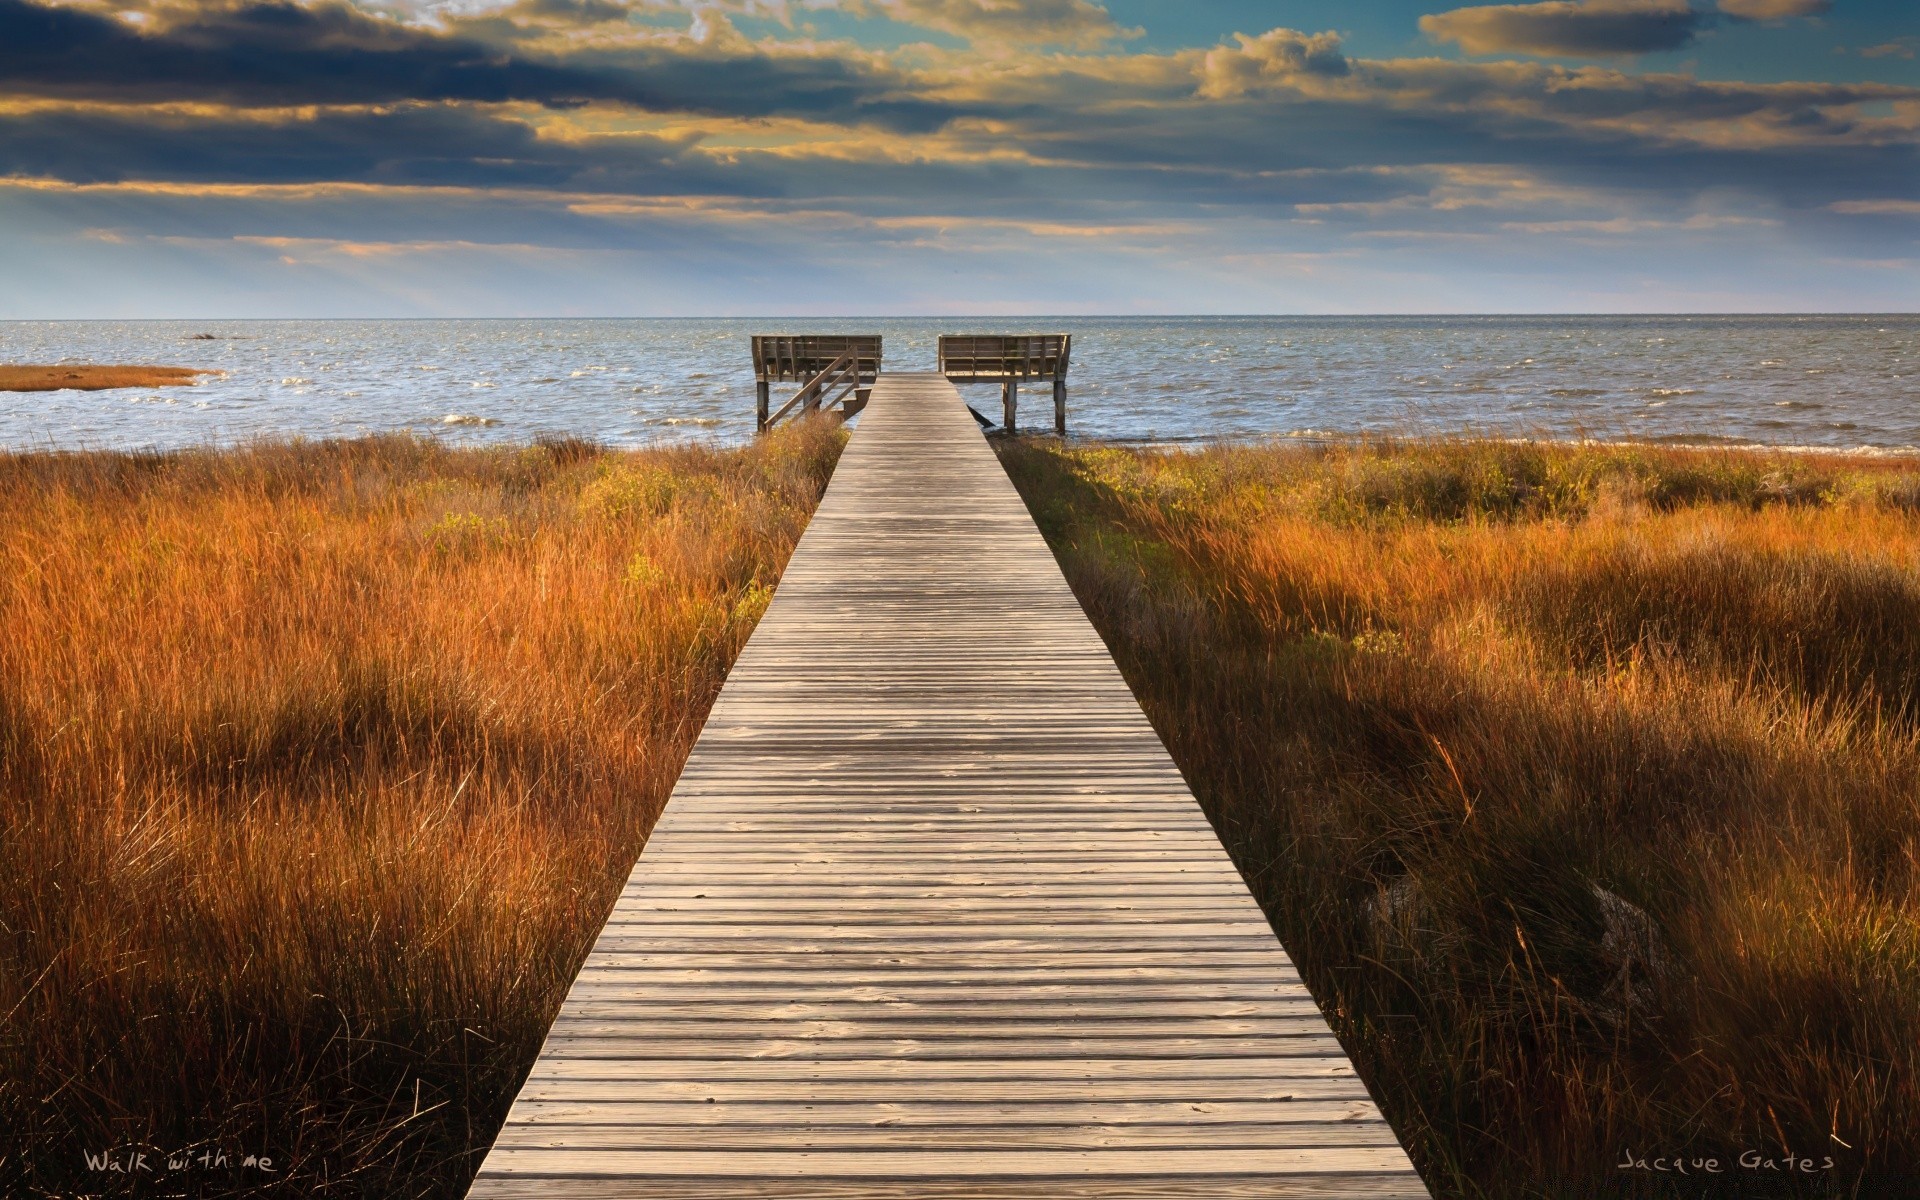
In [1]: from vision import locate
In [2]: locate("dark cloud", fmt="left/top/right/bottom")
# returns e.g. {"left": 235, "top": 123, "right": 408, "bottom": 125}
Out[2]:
{"left": 1002, "top": 84, "right": 1918, "bottom": 217}
{"left": 1420, "top": 0, "right": 1705, "bottom": 57}
{"left": 0, "top": 0, "right": 957, "bottom": 128}
{"left": 0, "top": 103, "right": 701, "bottom": 189}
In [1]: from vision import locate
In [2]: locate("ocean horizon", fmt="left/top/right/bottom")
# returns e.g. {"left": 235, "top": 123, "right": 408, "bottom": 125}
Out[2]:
{"left": 3, "top": 314, "right": 1915, "bottom": 453}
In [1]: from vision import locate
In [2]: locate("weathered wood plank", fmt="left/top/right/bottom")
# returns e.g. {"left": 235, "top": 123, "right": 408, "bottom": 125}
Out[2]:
{"left": 475, "top": 1146, "right": 1417, "bottom": 1175}
{"left": 464, "top": 374, "right": 1425, "bottom": 1198}
{"left": 471, "top": 1177, "right": 1426, "bottom": 1200}
{"left": 494, "top": 1098, "right": 1388, "bottom": 1126}
{"left": 487, "top": 1123, "right": 1407, "bottom": 1150}
{"left": 507, "top": 1078, "right": 1382, "bottom": 1106}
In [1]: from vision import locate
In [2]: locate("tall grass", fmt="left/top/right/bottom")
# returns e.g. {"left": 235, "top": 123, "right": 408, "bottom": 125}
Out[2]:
{"left": 0, "top": 424, "right": 843, "bottom": 1198}
{"left": 999, "top": 438, "right": 1920, "bottom": 1198}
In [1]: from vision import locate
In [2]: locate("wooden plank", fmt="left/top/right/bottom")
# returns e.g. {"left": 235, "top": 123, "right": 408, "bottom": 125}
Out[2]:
{"left": 541, "top": 1018, "right": 1337, "bottom": 1037}
{"left": 470, "top": 1179, "right": 1426, "bottom": 1200}
{"left": 507, "top": 1079, "right": 1382, "bottom": 1106}
{"left": 474, "top": 1147, "right": 1418, "bottom": 1176}
{"left": 464, "top": 374, "right": 1425, "bottom": 1198}
{"left": 487, "top": 1124, "right": 1407, "bottom": 1150}
{"left": 492, "top": 1098, "right": 1388, "bottom": 1126}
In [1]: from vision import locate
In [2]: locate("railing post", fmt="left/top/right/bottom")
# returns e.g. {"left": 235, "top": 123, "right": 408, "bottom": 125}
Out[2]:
{"left": 1002, "top": 379, "right": 1017, "bottom": 434}
{"left": 1054, "top": 378, "right": 1066, "bottom": 436}
{"left": 756, "top": 381, "right": 770, "bottom": 432}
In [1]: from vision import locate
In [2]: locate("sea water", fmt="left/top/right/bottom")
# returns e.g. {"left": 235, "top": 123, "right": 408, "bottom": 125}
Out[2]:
{"left": 0, "top": 315, "right": 1913, "bottom": 452}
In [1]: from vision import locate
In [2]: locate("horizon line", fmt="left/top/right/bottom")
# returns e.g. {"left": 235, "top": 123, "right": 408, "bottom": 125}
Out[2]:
{"left": 3, "top": 312, "right": 1917, "bottom": 323}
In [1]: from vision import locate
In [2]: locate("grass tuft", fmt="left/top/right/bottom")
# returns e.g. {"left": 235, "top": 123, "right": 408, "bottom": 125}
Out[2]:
{"left": 0, "top": 422, "right": 844, "bottom": 1198}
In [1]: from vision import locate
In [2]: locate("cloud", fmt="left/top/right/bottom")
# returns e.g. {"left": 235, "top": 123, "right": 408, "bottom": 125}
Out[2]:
{"left": 1716, "top": 0, "right": 1830, "bottom": 19}
{"left": 0, "top": 0, "right": 958, "bottom": 129}
{"left": 1196, "top": 28, "right": 1349, "bottom": 98}
{"left": 0, "top": 5, "right": 1915, "bottom": 316}
{"left": 0, "top": 102, "right": 706, "bottom": 189}
{"left": 1859, "top": 39, "right": 1917, "bottom": 61}
{"left": 224, "top": 234, "right": 582, "bottom": 260}
{"left": 855, "top": 0, "right": 1136, "bottom": 49}
{"left": 1182, "top": 28, "right": 1919, "bottom": 156}
{"left": 1419, "top": 0, "right": 1703, "bottom": 58}
{"left": 1500, "top": 211, "right": 1776, "bottom": 234}
{"left": 1829, "top": 199, "right": 1920, "bottom": 215}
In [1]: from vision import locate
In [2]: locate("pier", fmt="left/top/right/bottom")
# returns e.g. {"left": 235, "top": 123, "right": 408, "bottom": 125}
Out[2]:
{"left": 754, "top": 335, "right": 882, "bottom": 431}
{"left": 938, "top": 333, "right": 1071, "bottom": 435}
{"left": 467, "top": 373, "right": 1427, "bottom": 1198}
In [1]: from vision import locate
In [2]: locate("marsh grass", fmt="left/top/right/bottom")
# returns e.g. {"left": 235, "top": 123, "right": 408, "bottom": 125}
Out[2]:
{"left": 0, "top": 365, "right": 216, "bottom": 391}
{"left": 0, "top": 423, "right": 843, "bottom": 1198}
{"left": 999, "top": 437, "right": 1920, "bottom": 1198}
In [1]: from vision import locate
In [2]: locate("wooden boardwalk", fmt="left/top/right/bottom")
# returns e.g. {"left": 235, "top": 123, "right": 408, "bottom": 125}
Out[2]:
{"left": 467, "top": 374, "right": 1428, "bottom": 1198}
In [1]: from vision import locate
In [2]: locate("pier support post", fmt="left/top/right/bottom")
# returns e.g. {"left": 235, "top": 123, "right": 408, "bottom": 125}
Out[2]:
{"left": 755, "top": 381, "right": 770, "bottom": 432}
{"left": 1053, "top": 379, "right": 1066, "bottom": 436}
{"left": 1002, "top": 379, "right": 1017, "bottom": 433}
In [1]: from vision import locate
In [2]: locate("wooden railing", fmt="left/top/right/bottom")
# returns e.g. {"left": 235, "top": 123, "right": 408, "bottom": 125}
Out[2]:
{"left": 938, "top": 334, "right": 1071, "bottom": 381}
{"left": 763, "top": 351, "right": 863, "bottom": 429}
{"left": 753, "top": 335, "right": 882, "bottom": 431}
{"left": 938, "top": 334, "right": 1072, "bottom": 435}
{"left": 748, "top": 333, "right": 1075, "bottom": 434}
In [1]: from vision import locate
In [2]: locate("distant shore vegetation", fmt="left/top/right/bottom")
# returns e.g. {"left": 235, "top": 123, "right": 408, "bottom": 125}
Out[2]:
{"left": 0, "top": 422, "right": 844, "bottom": 1197}
{"left": 0, "top": 364, "right": 218, "bottom": 391}
{"left": 998, "top": 436, "right": 1920, "bottom": 1196}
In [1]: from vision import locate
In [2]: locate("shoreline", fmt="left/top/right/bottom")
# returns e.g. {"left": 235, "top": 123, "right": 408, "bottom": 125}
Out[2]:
{"left": 1111, "top": 431, "right": 1920, "bottom": 460}
{"left": 4, "top": 426, "right": 1920, "bottom": 462}
{"left": 0, "top": 418, "right": 1912, "bottom": 460}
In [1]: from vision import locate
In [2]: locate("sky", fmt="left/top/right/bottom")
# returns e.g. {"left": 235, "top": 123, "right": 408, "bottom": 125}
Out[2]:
{"left": 0, "top": 0, "right": 1916, "bottom": 316}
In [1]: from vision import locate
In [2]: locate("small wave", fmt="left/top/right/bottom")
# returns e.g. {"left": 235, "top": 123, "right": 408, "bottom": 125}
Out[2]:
{"left": 281, "top": 377, "right": 310, "bottom": 386}
{"left": 569, "top": 367, "right": 606, "bottom": 377}
{"left": 1546, "top": 387, "right": 1606, "bottom": 398}
{"left": 1641, "top": 432, "right": 1749, "bottom": 446}
{"left": 1646, "top": 388, "right": 1699, "bottom": 398}
{"left": 469, "top": 381, "right": 497, "bottom": 388}
{"left": 415, "top": 365, "right": 443, "bottom": 371}
{"left": 646, "top": 416, "right": 724, "bottom": 427}
{"left": 531, "top": 377, "right": 560, "bottom": 384}
{"left": 441, "top": 413, "right": 500, "bottom": 427}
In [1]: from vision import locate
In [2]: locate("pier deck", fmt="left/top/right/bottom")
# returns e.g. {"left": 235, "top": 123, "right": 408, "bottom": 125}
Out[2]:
{"left": 467, "top": 373, "right": 1427, "bottom": 1198}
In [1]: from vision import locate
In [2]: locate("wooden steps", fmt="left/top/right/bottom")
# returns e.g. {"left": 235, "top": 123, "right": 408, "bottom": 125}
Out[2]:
{"left": 466, "top": 373, "right": 1429, "bottom": 1199}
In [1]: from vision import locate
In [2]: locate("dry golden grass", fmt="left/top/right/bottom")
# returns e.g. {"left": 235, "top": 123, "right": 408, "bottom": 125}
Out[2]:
{"left": 999, "top": 437, "right": 1920, "bottom": 1199}
{"left": 0, "top": 423, "right": 843, "bottom": 1198}
{"left": 0, "top": 365, "right": 219, "bottom": 391}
